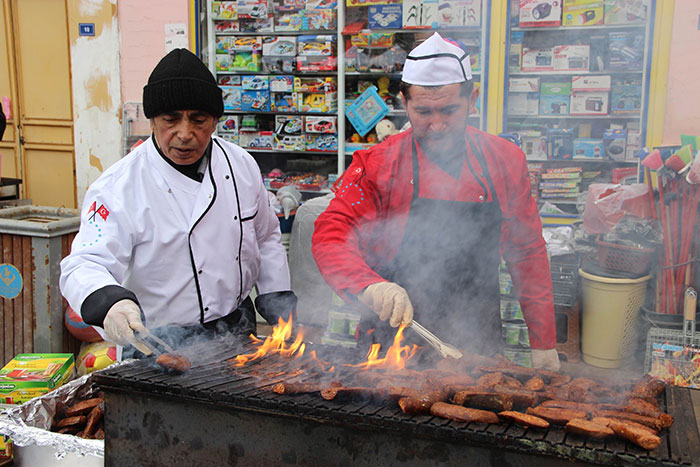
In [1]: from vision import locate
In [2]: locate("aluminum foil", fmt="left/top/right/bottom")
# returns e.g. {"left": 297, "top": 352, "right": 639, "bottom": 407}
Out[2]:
{"left": 0, "top": 361, "right": 133, "bottom": 460}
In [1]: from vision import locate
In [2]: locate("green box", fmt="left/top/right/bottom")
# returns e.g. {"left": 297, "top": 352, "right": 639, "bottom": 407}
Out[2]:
{"left": 0, "top": 353, "right": 75, "bottom": 404}
{"left": 540, "top": 82, "right": 572, "bottom": 96}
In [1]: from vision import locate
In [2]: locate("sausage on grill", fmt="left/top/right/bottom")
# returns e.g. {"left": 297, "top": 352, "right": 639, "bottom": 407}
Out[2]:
{"left": 156, "top": 353, "right": 192, "bottom": 372}
{"left": 499, "top": 410, "right": 550, "bottom": 429}
{"left": 565, "top": 418, "right": 614, "bottom": 439}
{"left": 430, "top": 402, "right": 499, "bottom": 423}
{"left": 398, "top": 389, "right": 448, "bottom": 415}
{"left": 526, "top": 406, "right": 588, "bottom": 425}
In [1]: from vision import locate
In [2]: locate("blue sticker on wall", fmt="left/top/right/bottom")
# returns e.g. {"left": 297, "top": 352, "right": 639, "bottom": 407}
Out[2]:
{"left": 0, "top": 264, "right": 23, "bottom": 299}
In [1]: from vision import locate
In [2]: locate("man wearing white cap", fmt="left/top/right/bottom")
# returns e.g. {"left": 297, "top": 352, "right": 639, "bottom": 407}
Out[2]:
{"left": 312, "top": 33, "right": 559, "bottom": 370}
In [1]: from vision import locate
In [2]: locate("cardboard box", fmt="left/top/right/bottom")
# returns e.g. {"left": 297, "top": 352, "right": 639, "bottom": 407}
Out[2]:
{"left": 570, "top": 91, "right": 609, "bottom": 115}
{"left": 242, "top": 75, "right": 269, "bottom": 90}
{"left": 540, "top": 82, "right": 571, "bottom": 115}
{"left": 262, "top": 36, "right": 297, "bottom": 56}
{"left": 522, "top": 48, "right": 553, "bottom": 71}
{"left": 610, "top": 78, "right": 642, "bottom": 115}
{"left": 269, "top": 75, "right": 294, "bottom": 92}
{"left": 296, "top": 55, "right": 337, "bottom": 72}
{"left": 230, "top": 36, "right": 263, "bottom": 51}
{"left": 509, "top": 77, "right": 540, "bottom": 92}
{"left": 519, "top": 0, "right": 562, "bottom": 27}
{"left": 240, "top": 89, "right": 271, "bottom": 111}
{"left": 212, "top": 1, "right": 238, "bottom": 19}
{"left": 604, "top": 0, "right": 648, "bottom": 24}
{"left": 608, "top": 31, "right": 645, "bottom": 70}
{"left": 547, "top": 128, "right": 575, "bottom": 159}
{"left": 262, "top": 56, "right": 296, "bottom": 73}
{"left": 275, "top": 12, "right": 303, "bottom": 31}
{"left": 294, "top": 76, "right": 336, "bottom": 93}
{"left": 573, "top": 138, "right": 603, "bottom": 159}
{"left": 0, "top": 354, "right": 74, "bottom": 404}
{"left": 562, "top": 0, "right": 604, "bottom": 26}
{"left": 552, "top": 45, "right": 589, "bottom": 71}
{"left": 274, "top": 134, "right": 305, "bottom": 151}
{"left": 571, "top": 74, "right": 611, "bottom": 91}
{"left": 402, "top": 0, "right": 424, "bottom": 28}
{"left": 305, "top": 133, "right": 338, "bottom": 152}
{"left": 222, "top": 86, "right": 242, "bottom": 111}
{"left": 421, "top": 0, "right": 439, "bottom": 27}
{"left": 237, "top": 0, "right": 268, "bottom": 18}
{"left": 301, "top": 8, "right": 336, "bottom": 30}
{"left": 218, "top": 74, "right": 241, "bottom": 86}
{"left": 521, "top": 132, "right": 548, "bottom": 160}
{"left": 603, "top": 129, "right": 627, "bottom": 161}
{"left": 215, "top": 20, "right": 239, "bottom": 33}
{"left": 298, "top": 91, "right": 336, "bottom": 113}
{"left": 229, "top": 50, "right": 262, "bottom": 71}
{"left": 305, "top": 115, "right": 337, "bottom": 133}
{"left": 239, "top": 16, "right": 274, "bottom": 32}
{"left": 369, "top": 4, "right": 402, "bottom": 29}
{"left": 218, "top": 115, "right": 240, "bottom": 133}
{"left": 297, "top": 35, "right": 335, "bottom": 56}
{"left": 240, "top": 130, "right": 274, "bottom": 149}
{"left": 275, "top": 115, "right": 303, "bottom": 135}
{"left": 271, "top": 92, "right": 297, "bottom": 112}
{"left": 509, "top": 31, "right": 524, "bottom": 72}
{"left": 437, "top": 0, "right": 482, "bottom": 27}
{"left": 507, "top": 92, "right": 539, "bottom": 116}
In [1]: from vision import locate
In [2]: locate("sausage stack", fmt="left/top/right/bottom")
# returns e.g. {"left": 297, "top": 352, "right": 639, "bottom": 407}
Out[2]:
{"left": 51, "top": 393, "right": 105, "bottom": 439}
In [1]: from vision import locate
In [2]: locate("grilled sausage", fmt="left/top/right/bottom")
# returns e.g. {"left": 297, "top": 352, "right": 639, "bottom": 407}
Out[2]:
{"left": 540, "top": 400, "right": 597, "bottom": 415}
{"left": 502, "top": 375, "right": 523, "bottom": 389}
{"left": 430, "top": 402, "right": 499, "bottom": 423}
{"left": 398, "top": 389, "right": 448, "bottom": 415}
{"left": 632, "top": 375, "right": 665, "bottom": 399}
{"left": 83, "top": 404, "right": 103, "bottom": 438}
{"left": 499, "top": 410, "right": 550, "bottom": 429}
{"left": 321, "top": 386, "right": 388, "bottom": 401}
{"left": 591, "top": 417, "right": 658, "bottom": 435}
{"left": 594, "top": 409, "right": 664, "bottom": 431}
{"left": 602, "top": 418, "right": 662, "bottom": 450}
{"left": 156, "top": 353, "right": 191, "bottom": 372}
{"left": 625, "top": 398, "right": 674, "bottom": 429}
{"left": 454, "top": 391, "right": 513, "bottom": 412}
{"left": 273, "top": 382, "right": 323, "bottom": 395}
{"left": 526, "top": 406, "right": 588, "bottom": 425}
{"left": 524, "top": 376, "right": 545, "bottom": 391}
{"left": 94, "top": 428, "right": 105, "bottom": 440}
{"left": 491, "top": 385, "right": 539, "bottom": 408}
{"left": 57, "top": 415, "right": 86, "bottom": 428}
{"left": 565, "top": 418, "right": 614, "bottom": 439}
{"left": 476, "top": 372, "right": 504, "bottom": 388}
{"left": 65, "top": 397, "right": 104, "bottom": 417}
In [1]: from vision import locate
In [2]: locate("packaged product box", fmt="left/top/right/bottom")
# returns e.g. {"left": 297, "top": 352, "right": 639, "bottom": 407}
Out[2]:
{"left": 216, "top": 54, "right": 233, "bottom": 72}
{"left": 519, "top": 0, "right": 562, "bottom": 27}
{"left": 610, "top": 78, "right": 642, "bottom": 114}
{"left": 521, "top": 48, "right": 553, "bottom": 71}
{"left": 608, "top": 31, "right": 644, "bottom": 70}
{"left": 215, "top": 20, "right": 240, "bottom": 33}
{"left": 540, "top": 82, "right": 571, "bottom": 115}
{"left": 240, "top": 89, "right": 271, "bottom": 111}
{"left": 237, "top": 0, "right": 269, "bottom": 18}
{"left": 421, "top": 0, "right": 439, "bottom": 27}
{"left": 369, "top": 4, "right": 402, "bottom": 29}
{"left": 242, "top": 75, "right": 269, "bottom": 90}
{"left": 296, "top": 55, "right": 337, "bottom": 72}
{"left": 275, "top": 115, "right": 303, "bottom": 135}
{"left": 571, "top": 74, "right": 611, "bottom": 91}
{"left": 570, "top": 91, "right": 608, "bottom": 115}
{"left": 509, "top": 31, "right": 524, "bottom": 72}
{"left": 263, "top": 56, "right": 296, "bottom": 73}
{"left": 437, "top": 0, "right": 482, "bottom": 28}
{"left": 562, "top": 0, "right": 604, "bottom": 26}
{"left": 298, "top": 90, "right": 336, "bottom": 113}
{"left": 269, "top": 75, "right": 295, "bottom": 92}
{"left": 230, "top": 50, "right": 262, "bottom": 71}
{"left": 305, "top": 115, "right": 337, "bottom": 133}
{"left": 271, "top": 92, "right": 297, "bottom": 112}
{"left": 239, "top": 16, "right": 274, "bottom": 32}
{"left": 573, "top": 138, "right": 603, "bottom": 159}
{"left": 604, "top": 0, "right": 648, "bottom": 24}
{"left": 350, "top": 32, "right": 394, "bottom": 48}
{"left": 294, "top": 76, "right": 336, "bottom": 92}
{"left": 301, "top": 9, "right": 336, "bottom": 30}
{"left": 222, "top": 86, "right": 242, "bottom": 111}
{"left": 240, "top": 130, "right": 274, "bottom": 149}
{"left": 546, "top": 128, "right": 575, "bottom": 160}
{"left": 507, "top": 92, "right": 539, "bottom": 116}
{"left": 520, "top": 131, "right": 548, "bottom": 160}
{"left": 603, "top": 128, "right": 627, "bottom": 160}
{"left": 218, "top": 115, "right": 240, "bottom": 133}
{"left": 274, "top": 133, "right": 305, "bottom": 151}
{"left": 230, "top": 36, "right": 263, "bottom": 51}
{"left": 216, "top": 36, "right": 234, "bottom": 54}
{"left": 275, "top": 0, "right": 305, "bottom": 11}
{"left": 218, "top": 74, "right": 241, "bottom": 86}
{"left": 552, "top": 45, "right": 589, "bottom": 71}
{"left": 275, "top": 12, "right": 303, "bottom": 31}
{"left": 297, "top": 35, "right": 335, "bottom": 56}
{"left": 305, "top": 0, "right": 337, "bottom": 9}
{"left": 212, "top": 0, "right": 238, "bottom": 19}
{"left": 220, "top": 133, "right": 240, "bottom": 145}
{"left": 402, "top": 0, "right": 424, "bottom": 28}
{"left": 508, "top": 77, "right": 540, "bottom": 92}
{"left": 0, "top": 353, "right": 75, "bottom": 404}
{"left": 262, "top": 36, "right": 297, "bottom": 56}
{"left": 305, "top": 133, "right": 338, "bottom": 152}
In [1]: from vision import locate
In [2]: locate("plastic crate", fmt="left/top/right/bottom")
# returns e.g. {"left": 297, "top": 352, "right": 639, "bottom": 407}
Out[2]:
{"left": 550, "top": 254, "right": 580, "bottom": 307}
{"left": 596, "top": 239, "right": 654, "bottom": 275}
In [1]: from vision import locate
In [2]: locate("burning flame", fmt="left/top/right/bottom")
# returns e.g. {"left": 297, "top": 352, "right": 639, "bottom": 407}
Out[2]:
{"left": 346, "top": 324, "right": 418, "bottom": 370}
{"left": 233, "top": 315, "right": 305, "bottom": 366}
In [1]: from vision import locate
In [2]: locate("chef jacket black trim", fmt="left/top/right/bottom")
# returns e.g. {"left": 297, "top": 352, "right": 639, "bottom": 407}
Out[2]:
{"left": 241, "top": 210, "right": 258, "bottom": 222}
{"left": 255, "top": 290, "right": 298, "bottom": 325}
{"left": 405, "top": 52, "right": 471, "bottom": 82}
{"left": 81, "top": 285, "right": 141, "bottom": 328}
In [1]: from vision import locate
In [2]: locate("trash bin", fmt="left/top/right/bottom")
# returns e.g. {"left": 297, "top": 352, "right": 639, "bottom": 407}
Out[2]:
{"left": 579, "top": 262, "right": 651, "bottom": 368}
{"left": 0, "top": 206, "right": 80, "bottom": 366}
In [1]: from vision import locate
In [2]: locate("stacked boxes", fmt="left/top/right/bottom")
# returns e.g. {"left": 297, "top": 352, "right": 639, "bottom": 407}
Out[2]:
{"left": 570, "top": 74, "right": 611, "bottom": 115}
{"left": 539, "top": 166, "right": 582, "bottom": 200}
{"left": 212, "top": 0, "right": 336, "bottom": 33}
{"left": 0, "top": 354, "right": 75, "bottom": 404}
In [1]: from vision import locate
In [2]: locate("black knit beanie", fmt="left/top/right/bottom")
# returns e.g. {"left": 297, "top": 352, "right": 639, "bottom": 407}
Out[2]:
{"left": 143, "top": 48, "right": 223, "bottom": 118}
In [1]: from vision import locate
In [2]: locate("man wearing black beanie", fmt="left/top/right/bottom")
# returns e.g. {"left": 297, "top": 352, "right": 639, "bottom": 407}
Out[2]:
{"left": 60, "top": 48, "right": 297, "bottom": 355}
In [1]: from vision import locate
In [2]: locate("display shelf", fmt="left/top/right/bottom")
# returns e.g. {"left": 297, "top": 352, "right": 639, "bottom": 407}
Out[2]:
{"left": 225, "top": 110, "right": 337, "bottom": 116}
{"left": 511, "top": 23, "right": 645, "bottom": 32}
{"left": 217, "top": 30, "right": 337, "bottom": 36}
{"left": 508, "top": 114, "right": 640, "bottom": 120}
{"left": 217, "top": 71, "right": 338, "bottom": 76}
{"left": 341, "top": 26, "right": 482, "bottom": 35}
{"left": 509, "top": 70, "right": 642, "bottom": 76}
{"left": 245, "top": 148, "right": 337, "bottom": 155}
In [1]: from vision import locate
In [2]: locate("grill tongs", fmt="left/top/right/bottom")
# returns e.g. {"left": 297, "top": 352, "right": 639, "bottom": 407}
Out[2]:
{"left": 410, "top": 320, "right": 463, "bottom": 360}
{"left": 132, "top": 328, "right": 176, "bottom": 357}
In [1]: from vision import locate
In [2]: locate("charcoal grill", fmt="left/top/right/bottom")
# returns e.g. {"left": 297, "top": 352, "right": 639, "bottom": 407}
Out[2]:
{"left": 93, "top": 340, "right": 700, "bottom": 466}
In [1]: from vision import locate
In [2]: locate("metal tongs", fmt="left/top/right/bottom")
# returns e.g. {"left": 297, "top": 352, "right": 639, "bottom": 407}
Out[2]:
{"left": 133, "top": 328, "right": 176, "bottom": 356}
{"left": 410, "top": 320, "right": 463, "bottom": 360}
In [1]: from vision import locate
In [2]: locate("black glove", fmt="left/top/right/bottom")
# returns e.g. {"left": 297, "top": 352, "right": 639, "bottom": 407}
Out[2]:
{"left": 255, "top": 291, "right": 298, "bottom": 325}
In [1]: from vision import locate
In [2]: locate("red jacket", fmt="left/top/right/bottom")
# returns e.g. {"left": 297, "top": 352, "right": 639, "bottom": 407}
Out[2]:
{"left": 312, "top": 126, "right": 556, "bottom": 349}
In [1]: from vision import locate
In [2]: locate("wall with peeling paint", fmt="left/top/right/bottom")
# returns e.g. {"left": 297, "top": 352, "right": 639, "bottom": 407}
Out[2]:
{"left": 67, "top": 0, "right": 122, "bottom": 206}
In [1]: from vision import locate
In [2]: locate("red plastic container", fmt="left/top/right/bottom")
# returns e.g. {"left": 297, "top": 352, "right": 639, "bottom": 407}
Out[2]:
{"left": 596, "top": 240, "right": 655, "bottom": 275}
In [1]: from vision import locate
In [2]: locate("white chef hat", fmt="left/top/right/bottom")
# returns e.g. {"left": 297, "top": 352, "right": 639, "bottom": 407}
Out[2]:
{"left": 402, "top": 32, "right": 472, "bottom": 86}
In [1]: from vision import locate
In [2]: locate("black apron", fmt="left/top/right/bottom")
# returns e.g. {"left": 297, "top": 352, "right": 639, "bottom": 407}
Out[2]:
{"left": 357, "top": 132, "right": 503, "bottom": 356}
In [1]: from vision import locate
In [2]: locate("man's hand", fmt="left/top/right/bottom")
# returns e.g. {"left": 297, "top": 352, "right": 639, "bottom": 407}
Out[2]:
{"left": 358, "top": 282, "right": 414, "bottom": 327}
{"left": 103, "top": 299, "right": 151, "bottom": 354}
{"left": 531, "top": 348, "right": 561, "bottom": 372}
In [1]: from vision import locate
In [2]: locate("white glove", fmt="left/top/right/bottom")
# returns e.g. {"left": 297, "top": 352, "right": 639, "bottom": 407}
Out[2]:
{"left": 531, "top": 348, "right": 561, "bottom": 372}
{"left": 358, "top": 282, "right": 414, "bottom": 327}
{"left": 103, "top": 299, "right": 151, "bottom": 355}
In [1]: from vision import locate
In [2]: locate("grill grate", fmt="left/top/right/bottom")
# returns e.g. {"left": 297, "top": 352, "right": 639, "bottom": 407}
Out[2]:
{"left": 94, "top": 339, "right": 698, "bottom": 466}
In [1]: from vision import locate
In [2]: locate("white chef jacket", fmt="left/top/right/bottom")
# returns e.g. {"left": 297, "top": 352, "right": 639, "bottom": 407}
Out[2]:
{"left": 60, "top": 136, "right": 291, "bottom": 329}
